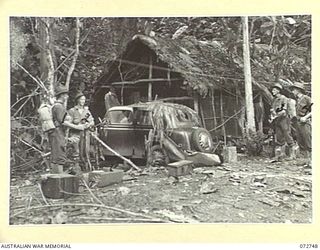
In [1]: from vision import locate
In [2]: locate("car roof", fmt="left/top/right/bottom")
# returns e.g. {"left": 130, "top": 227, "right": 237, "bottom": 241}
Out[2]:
{"left": 108, "top": 102, "right": 150, "bottom": 112}
{"left": 108, "top": 101, "right": 195, "bottom": 112}
{"left": 108, "top": 106, "right": 134, "bottom": 112}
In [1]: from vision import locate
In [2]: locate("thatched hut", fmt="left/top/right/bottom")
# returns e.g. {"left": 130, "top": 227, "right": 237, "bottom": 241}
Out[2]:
{"left": 91, "top": 34, "right": 309, "bottom": 140}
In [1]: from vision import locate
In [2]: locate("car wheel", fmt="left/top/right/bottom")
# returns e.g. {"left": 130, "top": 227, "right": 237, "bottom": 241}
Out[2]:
{"left": 191, "top": 128, "right": 214, "bottom": 153}
{"left": 147, "top": 145, "right": 169, "bottom": 167}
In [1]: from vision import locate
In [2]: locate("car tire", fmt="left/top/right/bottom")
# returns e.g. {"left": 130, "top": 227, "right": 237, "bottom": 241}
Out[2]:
{"left": 147, "top": 145, "right": 169, "bottom": 168}
{"left": 191, "top": 128, "right": 214, "bottom": 153}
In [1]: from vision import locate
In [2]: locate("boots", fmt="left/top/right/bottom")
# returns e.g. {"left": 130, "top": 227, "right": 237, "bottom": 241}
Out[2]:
{"left": 273, "top": 146, "right": 284, "bottom": 162}
{"left": 287, "top": 144, "right": 299, "bottom": 160}
{"left": 305, "top": 150, "right": 312, "bottom": 167}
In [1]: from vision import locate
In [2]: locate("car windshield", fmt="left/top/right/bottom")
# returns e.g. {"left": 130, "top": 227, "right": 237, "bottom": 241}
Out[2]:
{"left": 107, "top": 107, "right": 199, "bottom": 128}
{"left": 107, "top": 110, "right": 133, "bottom": 124}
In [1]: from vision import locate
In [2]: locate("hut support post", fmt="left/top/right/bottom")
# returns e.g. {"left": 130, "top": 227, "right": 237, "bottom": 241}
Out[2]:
{"left": 148, "top": 56, "right": 153, "bottom": 101}
{"left": 235, "top": 83, "right": 239, "bottom": 137}
{"left": 220, "top": 90, "right": 227, "bottom": 146}
{"left": 167, "top": 68, "right": 171, "bottom": 87}
{"left": 193, "top": 93, "right": 199, "bottom": 113}
{"left": 211, "top": 87, "right": 217, "bottom": 129}
{"left": 200, "top": 103, "right": 206, "bottom": 129}
{"left": 258, "top": 94, "right": 264, "bottom": 133}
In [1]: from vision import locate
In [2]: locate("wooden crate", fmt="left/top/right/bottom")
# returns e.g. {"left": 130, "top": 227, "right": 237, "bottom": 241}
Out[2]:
{"left": 166, "top": 160, "right": 193, "bottom": 177}
{"left": 223, "top": 146, "right": 237, "bottom": 163}
{"left": 41, "top": 174, "right": 80, "bottom": 199}
{"left": 88, "top": 169, "right": 124, "bottom": 187}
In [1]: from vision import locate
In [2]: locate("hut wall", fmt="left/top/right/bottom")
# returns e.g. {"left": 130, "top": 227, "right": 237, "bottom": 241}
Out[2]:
{"left": 200, "top": 90, "right": 242, "bottom": 139}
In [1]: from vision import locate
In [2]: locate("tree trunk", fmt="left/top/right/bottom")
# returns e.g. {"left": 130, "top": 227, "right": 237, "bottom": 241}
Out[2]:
{"left": 38, "top": 17, "right": 55, "bottom": 101}
{"left": 65, "top": 17, "right": 81, "bottom": 90}
{"left": 38, "top": 18, "right": 47, "bottom": 84}
{"left": 242, "top": 16, "right": 256, "bottom": 135}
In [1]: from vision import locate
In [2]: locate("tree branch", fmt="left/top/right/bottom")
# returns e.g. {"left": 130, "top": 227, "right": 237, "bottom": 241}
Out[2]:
{"left": 37, "top": 183, "right": 49, "bottom": 205}
{"left": 16, "top": 63, "right": 48, "bottom": 92}
{"left": 10, "top": 203, "right": 170, "bottom": 223}
{"left": 54, "top": 28, "right": 90, "bottom": 74}
{"left": 11, "top": 89, "right": 40, "bottom": 109}
{"left": 12, "top": 86, "right": 40, "bottom": 117}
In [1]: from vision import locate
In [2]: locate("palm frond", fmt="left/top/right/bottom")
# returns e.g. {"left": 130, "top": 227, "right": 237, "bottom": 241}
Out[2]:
{"left": 146, "top": 101, "right": 200, "bottom": 132}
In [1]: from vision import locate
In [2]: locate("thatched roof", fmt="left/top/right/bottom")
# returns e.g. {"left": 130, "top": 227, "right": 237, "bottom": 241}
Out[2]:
{"left": 95, "top": 34, "right": 310, "bottom": 102}
{"left": 127, "top": 35, "right": 243, "bottom": 96}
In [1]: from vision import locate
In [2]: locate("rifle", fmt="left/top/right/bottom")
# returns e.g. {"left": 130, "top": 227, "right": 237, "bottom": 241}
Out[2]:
{"left": 269, "top": 103, "right": 285, "bottom": 124}
{"left": 81, "top": 116, "right": 107, "bottom": 169}
{"left": 292, "top": 103, "right": 313, "bottom": 124}
{"left": 80, "top": 112, "right": 96, "bottom": 132}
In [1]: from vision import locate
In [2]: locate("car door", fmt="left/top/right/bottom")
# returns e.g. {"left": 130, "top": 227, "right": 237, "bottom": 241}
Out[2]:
{"left": 131, "top": 109, "right": 153, "bottom": 158}
{"left": 101, "top": 109, "right": 135, "bottom": 157}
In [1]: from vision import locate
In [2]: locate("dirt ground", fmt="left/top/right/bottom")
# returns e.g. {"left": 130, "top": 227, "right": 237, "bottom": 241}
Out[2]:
{"left": 9, "top": 155, "right": 312, "bottom": 224}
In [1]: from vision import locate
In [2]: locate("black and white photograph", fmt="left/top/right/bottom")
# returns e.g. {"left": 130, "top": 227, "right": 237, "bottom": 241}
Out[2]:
{"left": 9, "top": 15, "right": 312, "bottom": 225}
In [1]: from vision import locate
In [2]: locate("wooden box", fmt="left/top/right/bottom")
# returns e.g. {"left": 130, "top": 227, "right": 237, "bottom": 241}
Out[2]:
{"left": 223, "top": 146, "right": 237, "bottom": 163}
{"left": 88, "top": 169, "right": 124, "bottom": 187}
{"left": 41, "top": 173, "right": 80, "bottom": 199}
{"left": 166, "top": 160, "right": 193, "bottom": 177}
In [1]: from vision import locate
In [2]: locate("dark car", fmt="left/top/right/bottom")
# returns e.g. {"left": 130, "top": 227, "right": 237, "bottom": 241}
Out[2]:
{"left": 99, "top": 102, "right": 215, "bottom": 166}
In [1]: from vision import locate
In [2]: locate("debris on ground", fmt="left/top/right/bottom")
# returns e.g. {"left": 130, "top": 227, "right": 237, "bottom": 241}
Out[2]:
{"left": 9, "top": 156, "right": 312, "bottom": 224}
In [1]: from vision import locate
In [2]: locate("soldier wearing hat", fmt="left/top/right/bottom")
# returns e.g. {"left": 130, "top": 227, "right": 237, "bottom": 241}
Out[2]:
{"left": 104, "top": 86, "right": 120, "bottom": 113}
{"left": 68, "top": 91, "right": 94, "bottom": 170}
{"left": 289, "top": 82, "right": 312, "bottom": 154}
{"left": 48, "top": 85, "right": 87, "bottom": 173}
{"left": 270, "top": 83, "right": 295, "bottom": 160}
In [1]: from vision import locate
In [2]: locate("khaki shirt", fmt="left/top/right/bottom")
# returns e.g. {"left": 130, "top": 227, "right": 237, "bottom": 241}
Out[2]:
{"left": 52, "top": 100, "right": 67, "bottom": 127}
{"left": 271, "top": 94, "right": 288, "bottom": 113}
{"left": 296, "top": 94, "right": 312, "bottom": 117}
{"left": 68, "top": 106, "right": 94, "bottom": 125}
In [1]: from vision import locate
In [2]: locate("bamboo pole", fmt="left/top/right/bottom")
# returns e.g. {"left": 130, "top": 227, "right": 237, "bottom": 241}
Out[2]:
{"left": 199, "top": 103, "right": 206, "bottom": 129}
{"left": 90, "top": 132, "right": 141, "bottom": 171}
{"left": 211, "top": 87, "right": 217, "bottom": 129}
{"left": 117, "top": 59, "right": 124, "bottom": 105}
{"left": 235, "top": 82, "right": 239, "bottom": 137}
{"left": 167, "top": 68, "right": 171, "bottom": 87}
{"left": 220, "top": 90, "right": 227, "bottom": 146}
{"left": 193, "top": 94, "right": 199, "bottom": 113}
{"left": 148, "top": 56, "right": 153, "bottom": 101}
{"left": 159, "top": 96, "right": 193, "bottom": 102}
{"left": 258, "top": 94, "right": 264, "bottom": 133}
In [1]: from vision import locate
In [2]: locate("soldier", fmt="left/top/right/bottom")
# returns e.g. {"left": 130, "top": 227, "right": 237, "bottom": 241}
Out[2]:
{"left": 68, "top": 92, "right": 94, "bottom": 170}
{"left": 269, "top": 83, "right": 295, "bottom": 160}
{"left": 104, "top": 86, "right": 120, "bottom": 113}
{"left": 289, "top": 82, "right": 312, "bottom": 156}
{"left": 48, "top": 85, "right": 87, "bottom": 173}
